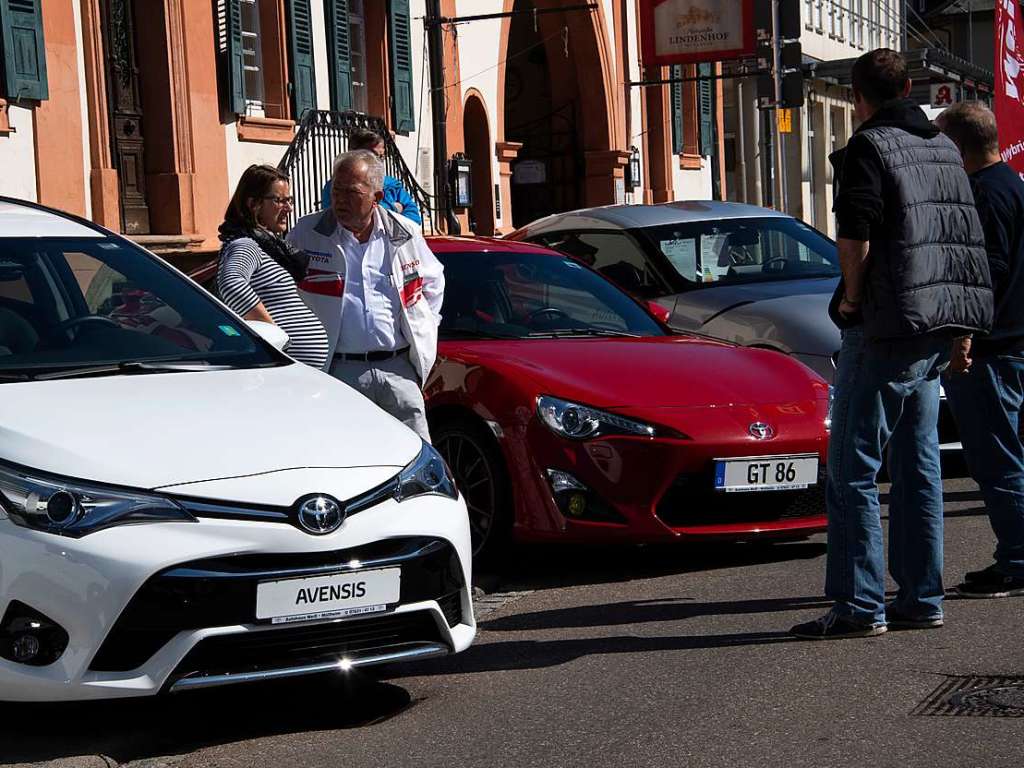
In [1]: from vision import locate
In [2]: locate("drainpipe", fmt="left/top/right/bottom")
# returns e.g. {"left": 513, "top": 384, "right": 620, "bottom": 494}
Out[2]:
{"left": 425, "top": 0, "right": 461, "bottom": 234}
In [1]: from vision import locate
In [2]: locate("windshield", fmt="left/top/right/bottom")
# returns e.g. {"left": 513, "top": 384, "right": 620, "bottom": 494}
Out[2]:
{"left": 637, "top": 217, "right": 838, "bottom": 289}
{"left": 0, "top": 236, "right": 280, "bottom": 378}
{"left": 436, "top": 251, "right": 665, "bottom": 339}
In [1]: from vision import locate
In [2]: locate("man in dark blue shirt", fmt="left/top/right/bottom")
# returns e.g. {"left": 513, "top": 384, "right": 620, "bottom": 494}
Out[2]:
{"left": 938, "top": 102, "right": 1024, "bottom": 598}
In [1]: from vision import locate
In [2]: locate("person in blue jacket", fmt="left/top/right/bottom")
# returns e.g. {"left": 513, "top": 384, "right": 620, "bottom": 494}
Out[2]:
{"left": 322, "top": 128, "right": 422, "bottom": 226}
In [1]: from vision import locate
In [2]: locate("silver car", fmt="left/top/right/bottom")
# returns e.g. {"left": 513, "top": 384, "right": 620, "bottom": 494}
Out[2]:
{"left": 510, "top": 201, "right": 962, "bottom": 454}
{"left": 509, "top": 201, "right": 840, "bottom": 380}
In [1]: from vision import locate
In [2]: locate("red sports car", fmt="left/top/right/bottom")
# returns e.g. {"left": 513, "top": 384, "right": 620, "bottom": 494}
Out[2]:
{"left": 192, "top": 237, "right": 830, "bottom": 559}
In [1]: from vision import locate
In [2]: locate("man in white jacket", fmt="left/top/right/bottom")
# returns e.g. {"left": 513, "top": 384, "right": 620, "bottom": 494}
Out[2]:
{"left": 287, "top": 150, "right": 444, "bottom": 441}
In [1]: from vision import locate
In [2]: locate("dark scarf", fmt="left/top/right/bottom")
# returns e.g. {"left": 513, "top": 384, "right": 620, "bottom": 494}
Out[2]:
{"left": 218, "top": 222, "right": 310, "bottom": 283}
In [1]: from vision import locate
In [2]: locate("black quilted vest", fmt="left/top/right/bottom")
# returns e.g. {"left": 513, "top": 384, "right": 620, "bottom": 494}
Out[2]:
{"left": 858, "top": 125, "right": 993, "bottom": 340}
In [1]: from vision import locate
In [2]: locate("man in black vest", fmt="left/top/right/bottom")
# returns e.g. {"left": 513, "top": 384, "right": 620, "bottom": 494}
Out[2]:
{"left": 791, "top": 50, "right": 993, "bottom": 639}
{"left": 937, "top": 102, "right": 1024, "bottom": 599}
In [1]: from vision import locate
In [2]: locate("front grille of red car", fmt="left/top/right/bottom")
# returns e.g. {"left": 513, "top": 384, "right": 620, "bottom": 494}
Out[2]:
{"left": 655, "top": 466, "right": 826, "bottom": 528}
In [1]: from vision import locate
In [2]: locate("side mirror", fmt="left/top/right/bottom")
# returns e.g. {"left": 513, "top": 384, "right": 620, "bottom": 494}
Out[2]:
{"left": 645, "top": 300, "right": 672, "bottom": 324}
{"left": 246, "top": 320, "right": 290, "bottom": 351}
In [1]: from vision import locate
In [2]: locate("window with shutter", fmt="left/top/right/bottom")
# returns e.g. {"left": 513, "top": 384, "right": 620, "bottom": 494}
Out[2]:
{"left": 698, "top": 63, "right": 714, "bottom": 157}
{"left": 0, "top": 0, "right": 48, "bottom": 101}
{"left": 325, "top": 0, "right": 352, "bottom": 112}
{"left": 670, "top": 65, "right": 683, "bottom": 155}
{"left": 388, "top": 0, "right": 415, "bottom": 134}
{"left": 223, "top": 0, "right": 247, "bottom": 113}
{"left": 286, "top": 0, "right": 315, "bottom": 118}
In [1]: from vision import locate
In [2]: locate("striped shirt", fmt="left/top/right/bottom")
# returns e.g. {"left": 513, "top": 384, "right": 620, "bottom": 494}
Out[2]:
{"left": 217, "top": 237, "right": 329, "bottom": 369}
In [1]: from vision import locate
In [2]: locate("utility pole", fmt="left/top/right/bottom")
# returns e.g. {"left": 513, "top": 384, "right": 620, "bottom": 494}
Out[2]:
{"left": 901, "top": 0, "right": 908, "bottom": 51}
{"left": 771, "top": 0, "right": 787, "bottom": 212}
{"left": 425, "top": 0, "right": 460, "bottom": 234}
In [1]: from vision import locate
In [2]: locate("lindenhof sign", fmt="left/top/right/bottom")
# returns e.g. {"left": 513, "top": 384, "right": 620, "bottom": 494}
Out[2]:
{"left": 639, "top": 0, "right": 755, "bottom": 66}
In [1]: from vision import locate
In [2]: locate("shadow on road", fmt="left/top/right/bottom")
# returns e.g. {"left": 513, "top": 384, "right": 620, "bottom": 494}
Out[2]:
{"left": 392, "top": 630, "right": 798, "bottom": 677}
{"left": 478, "top": 540, "right": 828, "bottom": 593}
{"left": 480, "top": 594, "right": 832, "bottom": 632}
{"left": 0, "top": 674, "right": 413, "bottom": 766}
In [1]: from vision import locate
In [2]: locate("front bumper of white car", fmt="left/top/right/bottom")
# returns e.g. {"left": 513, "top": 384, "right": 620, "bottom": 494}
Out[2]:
{"left": 0, "top": 493, "right": 474, "bottom": 702}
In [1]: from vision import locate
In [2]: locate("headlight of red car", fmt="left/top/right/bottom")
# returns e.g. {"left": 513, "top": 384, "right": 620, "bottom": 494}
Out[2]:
{"left": 536, "top": 395, "right": 656, "bottom": 440}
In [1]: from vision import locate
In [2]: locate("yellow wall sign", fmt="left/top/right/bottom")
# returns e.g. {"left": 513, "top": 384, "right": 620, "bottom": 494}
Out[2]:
{"left": 777, "top": 108, "right": 793, "bottom": 134}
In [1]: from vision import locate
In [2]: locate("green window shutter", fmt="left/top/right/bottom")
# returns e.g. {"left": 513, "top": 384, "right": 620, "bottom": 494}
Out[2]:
{"left": 325, "top": 0, "right": 352, "bottom": 112}
{"left": 698, "top": 63, "right": 714, "bottom": 157}
{"left": 0, "top": 0, "right": 48, "bottom": 101}
{"left": 286, "top": 0, "right": 316, "bottom": 118}
{"left": 670, "top": 65, "right": 683, "bottom": 155}
{"left": 225, "top": 0, "right": 246, "bottom": 113}
{"left": 388, "top": 0, "right": 415, "bottom": 133}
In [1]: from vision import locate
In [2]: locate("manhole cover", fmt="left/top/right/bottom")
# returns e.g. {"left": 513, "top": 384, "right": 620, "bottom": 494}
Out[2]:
{"left": 913, "top": 675, "right": 1024, "bottom": 717}
{"left": 951, "top": 685, "right": 1024, "bottom": 712}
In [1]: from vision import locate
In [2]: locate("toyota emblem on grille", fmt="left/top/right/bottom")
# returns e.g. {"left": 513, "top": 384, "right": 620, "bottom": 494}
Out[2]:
{"left": 296, "top": 495, "right": 344, "bottom": 535}
{"left": 748, "top": 422, "right": 774, "bottom": 440}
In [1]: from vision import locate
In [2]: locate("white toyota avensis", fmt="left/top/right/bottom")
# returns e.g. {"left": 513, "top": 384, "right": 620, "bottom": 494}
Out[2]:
{"left": 0, "top": 198, "right": 474, "bottom": 702}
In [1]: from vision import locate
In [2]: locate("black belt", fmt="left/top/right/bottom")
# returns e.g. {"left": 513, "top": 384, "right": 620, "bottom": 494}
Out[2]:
{"left": 334, "top": 347, "right": 409, "bottom": 362}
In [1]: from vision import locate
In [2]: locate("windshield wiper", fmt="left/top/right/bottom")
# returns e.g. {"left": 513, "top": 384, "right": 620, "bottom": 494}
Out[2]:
{"left": 0, "top": 372, "right": 33, "bottom": 382}
{"left": 440, "top": 328, "right": 521, "bottom": 340}
{"left": 34, "top": 361, "right": 238, "bottom": 381}
{"left": 528, "top": 328, "right": 642, "bottom": 339}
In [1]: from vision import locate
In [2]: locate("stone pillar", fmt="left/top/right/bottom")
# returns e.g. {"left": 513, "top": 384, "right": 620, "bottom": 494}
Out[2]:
{"left": 641, "top": 66, "right": 674, "bottom": 204}
{"left": 494, "top": 140, "right": 522, "bottom": 234}
{"left": 34, "top": 0, "right": 87, "bottom": 217}
{"left": 583, "top": 150, "right": 632, "bottom": 208}
{"left": 132, "top": 0, "right": 229, "bottom": 250}
{"left": 80, "top": 0, "right": 120, "bottom": 229}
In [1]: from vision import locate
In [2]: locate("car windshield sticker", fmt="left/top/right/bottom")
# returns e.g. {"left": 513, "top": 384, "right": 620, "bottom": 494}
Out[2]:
{"left": 660, "top": 238, "right": 698, "bottom": 281}
{"left": 218, "top": 324, "right": 242, "bottom": 337}
{"left": 699, "top": 233, "right": 732, "bottom": 282}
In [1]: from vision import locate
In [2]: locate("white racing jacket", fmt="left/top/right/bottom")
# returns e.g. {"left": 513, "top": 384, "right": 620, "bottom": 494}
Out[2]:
{"left": 286, "top": 207, "right": 444, "bottom": 382}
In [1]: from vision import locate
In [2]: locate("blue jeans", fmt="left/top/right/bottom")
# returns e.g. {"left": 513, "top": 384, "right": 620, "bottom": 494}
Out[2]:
{"left": 944, "top": 356, "right": 1024, "bottom": 578}
{"left": 825, "top": 328, "right": 949, "bottom": 624}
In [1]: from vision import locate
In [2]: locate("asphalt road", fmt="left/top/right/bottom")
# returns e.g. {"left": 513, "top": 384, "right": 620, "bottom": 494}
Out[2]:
{"left": 4, "top": 478, "right": 1022, "bottom": 768}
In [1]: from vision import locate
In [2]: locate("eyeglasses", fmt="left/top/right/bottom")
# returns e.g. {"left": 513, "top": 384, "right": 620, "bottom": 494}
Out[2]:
{"left": 262, "top": 195, "right": 295, "bottom": 206}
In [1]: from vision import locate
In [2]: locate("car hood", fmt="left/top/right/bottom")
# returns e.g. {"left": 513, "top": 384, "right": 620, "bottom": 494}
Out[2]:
{"left": 656, "top": 277, "right": 840, "bottom": 358}
{"left": 0, "top": 364, "right": 421, "bottom": 490}
{"left": 441, "top": 336, "right": 826, "bottom": 409}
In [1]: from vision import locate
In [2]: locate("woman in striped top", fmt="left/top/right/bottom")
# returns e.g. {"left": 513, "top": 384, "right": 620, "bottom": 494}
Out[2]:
{"left": 217, "top": 165, "right": 329, "bottom": 369}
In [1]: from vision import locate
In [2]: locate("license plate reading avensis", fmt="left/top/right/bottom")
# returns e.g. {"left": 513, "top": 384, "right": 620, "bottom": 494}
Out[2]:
{"left": 255, "top": 568, "right": 401, "bottom": 624}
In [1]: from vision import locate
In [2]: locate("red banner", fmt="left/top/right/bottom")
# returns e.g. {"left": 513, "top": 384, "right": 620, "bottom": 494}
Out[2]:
{"left": 996, "top": 0, "right": 1024, "bottom": 175}
{"left": 638, "top": 0, "right": 755, "bottom": 66}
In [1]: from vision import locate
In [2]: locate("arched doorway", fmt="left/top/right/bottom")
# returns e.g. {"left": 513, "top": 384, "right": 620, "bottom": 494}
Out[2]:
{"left": 462, "top": 93, "right": 496, "bottom": 236}
{"left": 502, "top": 0, "right": 619, "bottom": 229}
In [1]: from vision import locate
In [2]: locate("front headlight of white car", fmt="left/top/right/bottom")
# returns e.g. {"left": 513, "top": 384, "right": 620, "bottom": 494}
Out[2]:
{"left": 394, "top": 441, "right": 458, "bottom": 502}
{"left": 536, "top": 395, "right": 656, "bottom": 440}
{"left": 0, "top": 463, "right": 195, "bottom": 537}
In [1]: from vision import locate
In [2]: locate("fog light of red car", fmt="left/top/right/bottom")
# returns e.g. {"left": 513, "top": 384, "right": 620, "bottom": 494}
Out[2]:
{"left": 545, "top": 469, "right": 627, "bottom": 524}
{"left": 567, "top": 494, "right": 587, "bottom": 518}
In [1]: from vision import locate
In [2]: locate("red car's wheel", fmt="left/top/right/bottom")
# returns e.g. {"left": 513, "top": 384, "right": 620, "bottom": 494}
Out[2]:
{"left": 434, "top": 418, "right": 512, "bottom": 561}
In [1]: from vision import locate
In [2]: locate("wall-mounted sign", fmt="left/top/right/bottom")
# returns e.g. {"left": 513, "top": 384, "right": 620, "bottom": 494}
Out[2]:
{"left": 777, "top": 108, "right": 793, "bottom": 134}
{"left": 930, "top": 83, "right": 957, "bottom": 108}
{"left": 639, "top": 0, "right": 756, "bottom": 66}
{"left": 512, "top": 160, "right": 546, "bottom": 185}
